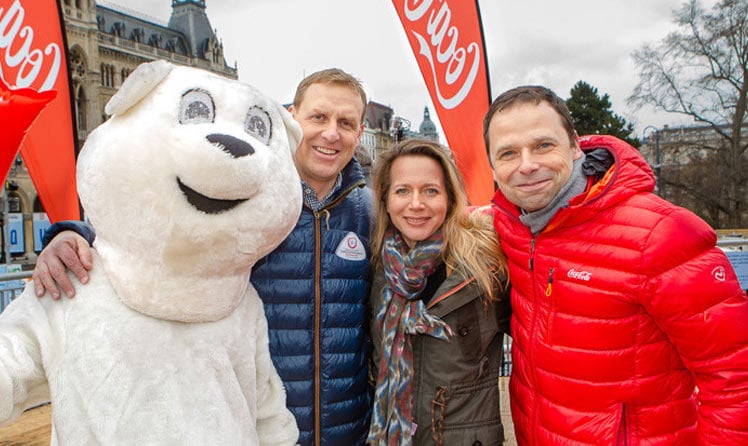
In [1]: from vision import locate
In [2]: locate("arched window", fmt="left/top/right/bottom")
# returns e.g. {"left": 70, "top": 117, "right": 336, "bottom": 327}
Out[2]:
{"left": 69, "top": 47, "right": 86, "bottom": 82}
{"left": 76, "top": 84, "right": 87, "bottom": 133}
{"left": 33, "top": 197, "right": 45, "bottom": 213}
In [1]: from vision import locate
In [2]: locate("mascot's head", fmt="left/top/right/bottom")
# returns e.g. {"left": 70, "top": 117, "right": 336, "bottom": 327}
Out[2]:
{"left": 77, "top": 60, "right": 302, "bottom": 322}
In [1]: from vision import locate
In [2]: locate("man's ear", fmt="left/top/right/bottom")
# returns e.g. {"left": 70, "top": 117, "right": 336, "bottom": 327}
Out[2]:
{"left": 571, "top": 132, "right": 584, "bottom": 159}
{"left": 356, "top": 123, "right": 364, "bottom": 143}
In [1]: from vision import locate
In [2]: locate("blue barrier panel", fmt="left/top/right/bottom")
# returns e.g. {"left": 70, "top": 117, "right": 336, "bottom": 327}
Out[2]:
{"left": 726, "top": 251, "right": 748, "bottom": 291}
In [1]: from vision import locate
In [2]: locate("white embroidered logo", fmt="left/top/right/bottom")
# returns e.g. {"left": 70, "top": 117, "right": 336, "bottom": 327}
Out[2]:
{"left": 335, "top": 232, "right": 366, "bottom": 261}
{"left": 567, "top": 268, "right": 592, "bottom": 282}
{"left": 0, "top": 0, "right": 62, "bottom": 91}
{"left": 712, "top": 266, "right": 726, "bottom": 282}
{"left": 402, "top": 0, "right": 481, "bottom": 110}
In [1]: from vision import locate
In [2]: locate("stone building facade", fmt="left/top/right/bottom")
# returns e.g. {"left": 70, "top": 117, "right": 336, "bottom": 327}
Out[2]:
{"left": 3, "top": 0, "right": 235, "bottom": 266}
{"left": 4, "top": 0, "right": 440, "bottom": 266}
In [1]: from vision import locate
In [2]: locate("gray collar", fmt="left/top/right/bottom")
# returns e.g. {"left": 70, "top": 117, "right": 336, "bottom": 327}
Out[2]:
{"left": 519, "top": 153, "right": 588, "bottom": 235}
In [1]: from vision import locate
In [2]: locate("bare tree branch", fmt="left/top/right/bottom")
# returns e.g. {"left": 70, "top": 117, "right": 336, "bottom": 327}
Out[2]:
{"left": 628, "top": 0, "right": 748, "bottom": 227}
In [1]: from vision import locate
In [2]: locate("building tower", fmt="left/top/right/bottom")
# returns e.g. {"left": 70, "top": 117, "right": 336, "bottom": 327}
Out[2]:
{"left": 418, "top": 106, "right": 439, "bottom": 141}
{"left": 168, "top": 0, "right": 226, "bottom": 65}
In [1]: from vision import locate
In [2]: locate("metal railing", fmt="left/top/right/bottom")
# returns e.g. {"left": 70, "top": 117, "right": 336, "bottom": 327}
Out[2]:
{"left": 0, "top": 270, "right": 32, "bottom": 313}
{"left": 718, "top": 239, "right": 747, "bottom": 250}
{"left": 501, "top": 334, "right": 512, "bottom": 376}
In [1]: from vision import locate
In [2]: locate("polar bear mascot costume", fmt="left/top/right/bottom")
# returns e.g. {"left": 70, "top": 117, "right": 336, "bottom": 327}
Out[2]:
{"left": 0, "top": 60, "right": 302, "bottom": 445}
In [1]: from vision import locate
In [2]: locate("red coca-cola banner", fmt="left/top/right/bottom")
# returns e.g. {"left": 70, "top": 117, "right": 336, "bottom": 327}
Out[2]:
{"left": 391, "top": 0, "right": 494, "bottom": 205}
{"left": 0, "top": 0, "right": 79, "bottom": 222}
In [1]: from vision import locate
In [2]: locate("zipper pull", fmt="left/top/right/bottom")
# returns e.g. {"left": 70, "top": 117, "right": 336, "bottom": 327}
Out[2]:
{"left": 545, "top": 268, "right": 554, "bottom": 297}
{"left": 529, "top": 238, "right": 536, "bottom": 270}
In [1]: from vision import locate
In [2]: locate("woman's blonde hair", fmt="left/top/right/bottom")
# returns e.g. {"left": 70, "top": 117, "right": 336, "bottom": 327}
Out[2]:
{"left": 371, "top": 139, "right": 507, "bottom": 302}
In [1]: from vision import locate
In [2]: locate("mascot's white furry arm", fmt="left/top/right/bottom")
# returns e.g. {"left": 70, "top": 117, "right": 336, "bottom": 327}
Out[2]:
{"left": 0, "top": 60, "right": 302, "bottom": 445}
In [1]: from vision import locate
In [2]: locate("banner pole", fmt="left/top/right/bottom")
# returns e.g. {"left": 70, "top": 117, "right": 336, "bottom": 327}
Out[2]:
{"left": 475, "top": 0, "right": 492, "bottom": 103}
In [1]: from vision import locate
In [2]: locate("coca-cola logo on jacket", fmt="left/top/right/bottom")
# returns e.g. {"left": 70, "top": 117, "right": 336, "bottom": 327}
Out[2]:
{"left": 0, "top": 0, "right": 62, "bottom": 91}
{"left": 401, "top": 0, "right": 481, "bottom": 110}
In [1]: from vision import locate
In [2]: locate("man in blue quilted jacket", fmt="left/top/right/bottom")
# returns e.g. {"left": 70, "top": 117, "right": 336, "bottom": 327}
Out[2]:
{"left": 32, "top": 68, "right": 373, "bottom": 446}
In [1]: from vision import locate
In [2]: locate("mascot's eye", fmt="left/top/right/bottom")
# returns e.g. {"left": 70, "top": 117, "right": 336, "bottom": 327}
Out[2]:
{"left": 244, "top": 106, "right": 272, "bottom": 145}
{"left": 179, "top": 89, "right": 215, "bottom": 124}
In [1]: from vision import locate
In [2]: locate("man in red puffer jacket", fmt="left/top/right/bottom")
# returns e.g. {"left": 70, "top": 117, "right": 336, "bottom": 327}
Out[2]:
{"left": 483, "top": 85, "right": 748, "bottom": 445}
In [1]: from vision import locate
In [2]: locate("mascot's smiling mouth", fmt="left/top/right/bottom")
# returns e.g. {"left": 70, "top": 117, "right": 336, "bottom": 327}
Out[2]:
{"left": 177, "top": 178, "right": 247, "bottom": 214}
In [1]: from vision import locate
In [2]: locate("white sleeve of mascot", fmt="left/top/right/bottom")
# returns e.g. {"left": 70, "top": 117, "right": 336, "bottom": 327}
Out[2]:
{"left": 0, "top": 287, "right": 55, "bottom": 426}
{"left": 252, "top": 300, "right": 299, "bottom": 446}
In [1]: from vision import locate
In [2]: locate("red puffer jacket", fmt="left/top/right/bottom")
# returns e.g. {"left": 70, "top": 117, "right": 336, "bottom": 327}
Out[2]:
{"left": 492, "top": 134, "right": 748, "bottom": 445}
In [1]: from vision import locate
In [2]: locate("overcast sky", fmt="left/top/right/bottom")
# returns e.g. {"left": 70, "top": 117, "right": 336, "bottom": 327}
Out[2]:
{"left": 100, "top": 0, "right": 711, "bottom": 139}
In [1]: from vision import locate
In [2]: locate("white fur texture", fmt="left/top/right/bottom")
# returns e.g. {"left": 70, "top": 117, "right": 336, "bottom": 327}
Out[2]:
{"left": 0, "top": 61, "right": 302, "bottom": 444}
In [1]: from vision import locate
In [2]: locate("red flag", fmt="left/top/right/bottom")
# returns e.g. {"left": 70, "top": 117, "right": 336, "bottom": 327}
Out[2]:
{"left": 391, "top": 0, "right": 494, "bottom": 205}
{"left": 1, "top": 0, "right": 79, "bottom": 222}
{"left": 0, "top": 77, "right": 56, "bottom": 178}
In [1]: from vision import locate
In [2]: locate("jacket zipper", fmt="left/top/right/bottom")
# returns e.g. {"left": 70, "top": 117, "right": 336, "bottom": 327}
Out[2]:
{"left": 615, "top": 403, "right": 628, "bottom": 445}
{"left": 310, "top": 179, "right": 364, "bottom": 446}
{"left": 527, "top": 236, "right": 541, "bottom": 445}
{"left": 313, "top": 214, "right": 322, "bottom": 446}
{"left": 529, "top": 238, "right": 536, "bottom": 271}
{"left": 545, "top": 268, "right": 555, "bottom": 344}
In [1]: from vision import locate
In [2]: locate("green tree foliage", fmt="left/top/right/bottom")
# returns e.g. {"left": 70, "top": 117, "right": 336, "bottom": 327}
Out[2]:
{"left": 566, "top": 81, "right": 639, "bottom": 147}
{"left": 628, "top": 0, "right": 748, "bottom": 228}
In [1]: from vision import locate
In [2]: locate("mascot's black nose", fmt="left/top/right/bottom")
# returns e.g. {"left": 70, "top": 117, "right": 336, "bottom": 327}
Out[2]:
{"left": 207, "top": 134, "right": 255, "bottom": 158}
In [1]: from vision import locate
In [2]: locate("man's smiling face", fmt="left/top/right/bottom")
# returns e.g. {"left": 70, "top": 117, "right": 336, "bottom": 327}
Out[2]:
{"left": 487, "top": 101, "right": 582, "bottom": 212}
{"left": 289, "top": 82, "right": 364, "bottom": 198}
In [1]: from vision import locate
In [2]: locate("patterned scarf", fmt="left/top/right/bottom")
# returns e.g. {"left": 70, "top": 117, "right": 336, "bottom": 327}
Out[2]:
{"left": 367, "top": 228, "right": 453, "bottom": 445}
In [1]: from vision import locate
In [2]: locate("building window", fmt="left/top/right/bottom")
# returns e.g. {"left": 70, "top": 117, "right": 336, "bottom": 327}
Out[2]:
{"left": 76, "top": 84, "right": 87, "bottom": 132}
{"left": 120, "top": 68, "right": 132, "bottom": 84}
{"left": 33, "top": 196, "right": 45, "bottom": 213}
{"left": 7, "top": 194, "right": 21, "bottom": 213}
{"left": 111, "top": 22, "right": 125, "bottom": 38}
{"left": 69, "top": 48, "right": 86, "bottom": 81}
{"left": 149, "top": 34, "right": 163, "bottom": 48}
{"left": 100, "top": 64, "right": 116, "bottom": 87}
{"left": 131, "top": 28, "right": 145, "bottom": 43}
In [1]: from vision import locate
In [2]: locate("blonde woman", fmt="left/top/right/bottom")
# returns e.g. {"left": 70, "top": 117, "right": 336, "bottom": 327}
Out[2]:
{"left": 367, "top": 139, "right": 511, "bottom": 445}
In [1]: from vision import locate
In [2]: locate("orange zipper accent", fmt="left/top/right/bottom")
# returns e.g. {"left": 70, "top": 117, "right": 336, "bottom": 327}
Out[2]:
{"left": 426, "top": 276, "right": 475, "bottom": 310}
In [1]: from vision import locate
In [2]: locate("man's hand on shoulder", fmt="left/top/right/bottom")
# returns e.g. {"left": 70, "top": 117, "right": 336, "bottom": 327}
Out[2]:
{"left": 33, "top": 231, "right": 94, "bottom": 299}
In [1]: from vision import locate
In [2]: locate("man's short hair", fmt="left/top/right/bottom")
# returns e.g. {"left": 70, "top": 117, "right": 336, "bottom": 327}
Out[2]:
{"left": 293, "top": 68, "right": 367, "bottom": 124}
{"left": 483, "top": 85, "right": 577, "bottom": 158}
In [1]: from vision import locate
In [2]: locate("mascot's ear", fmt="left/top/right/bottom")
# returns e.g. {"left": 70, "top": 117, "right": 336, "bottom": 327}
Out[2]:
{"left": 276, "top": 102, "right": 301, "bottom": 155}
{"left": 105, "top": 60, "right": 174, "bottom": 117}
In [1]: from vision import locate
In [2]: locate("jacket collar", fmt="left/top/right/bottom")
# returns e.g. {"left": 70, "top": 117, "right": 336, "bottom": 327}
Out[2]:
{"left": 426, "top": 269, "right": 482, "bottom": 318}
